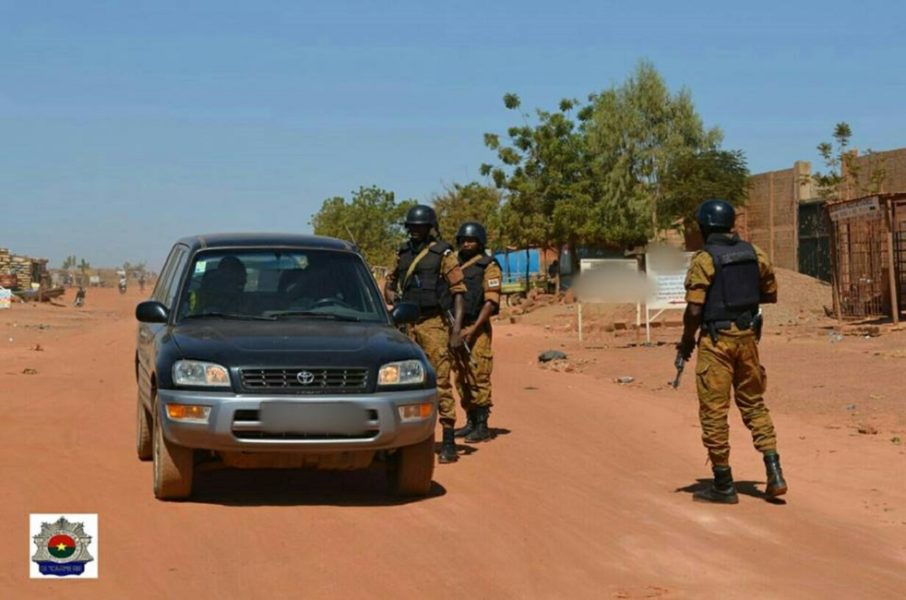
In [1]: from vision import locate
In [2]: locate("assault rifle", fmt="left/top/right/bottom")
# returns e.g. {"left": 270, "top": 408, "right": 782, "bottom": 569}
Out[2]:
{"left": 446, "top": 309, "right": 477, "bottom": 368}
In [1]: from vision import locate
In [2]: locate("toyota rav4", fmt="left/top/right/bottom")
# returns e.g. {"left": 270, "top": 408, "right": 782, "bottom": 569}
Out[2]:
{"left": 134, "top": 234, "right": 436, "bottom": 500}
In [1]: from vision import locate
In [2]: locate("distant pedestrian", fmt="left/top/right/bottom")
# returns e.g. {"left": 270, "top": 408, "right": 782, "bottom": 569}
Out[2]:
{"left": 452, "top": 222, "right": 502, "bottom": 443}
{"left": 677, "top": 199, "right": 787, "bottom": 504}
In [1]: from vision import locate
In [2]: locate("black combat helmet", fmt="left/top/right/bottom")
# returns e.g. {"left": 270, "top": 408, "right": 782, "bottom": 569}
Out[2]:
{"left": 455, "top": 222, "right": 487, "bottom": 248}
{"left": 405, "top": 205, "right": 438, "bottom": 228}
{"left": 696, "top": 199, "right": 735, "bottom": 236}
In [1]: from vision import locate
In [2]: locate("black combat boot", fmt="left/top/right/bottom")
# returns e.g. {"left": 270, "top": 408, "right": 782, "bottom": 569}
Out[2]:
{"left": 454, "top": 410, "right": 476, "bottom": 438}
{"left": 693, "top": 465, "right": 739, "bottom": 504}
{"left": 465, "top": 406, "right": 492, "bottom": 443}
{"left": 438, "top": 427, "right": 458, "bottom": 463}
{"left": 764, "top": 452, "right": 788, "bottom": 497}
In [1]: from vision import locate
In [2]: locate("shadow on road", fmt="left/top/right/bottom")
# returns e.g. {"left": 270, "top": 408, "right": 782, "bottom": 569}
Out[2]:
{"left": 188, "top": 465, "right": 447, "bottom": 507}
{"left": 431, "top": 428, "right": 511, "bottom": 458}
{"left": 674, "top": 479, "right": 787, "bottom": 505}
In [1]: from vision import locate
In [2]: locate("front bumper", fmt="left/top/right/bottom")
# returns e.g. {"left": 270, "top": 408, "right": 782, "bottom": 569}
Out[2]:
{"left": 156, "top": 388, "right": 437, "bottom": 452}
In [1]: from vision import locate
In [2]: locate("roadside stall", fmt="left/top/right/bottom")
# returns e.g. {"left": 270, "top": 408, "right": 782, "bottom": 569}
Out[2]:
{"left": 825, "top": 192, "right": 906, "bottom": 323}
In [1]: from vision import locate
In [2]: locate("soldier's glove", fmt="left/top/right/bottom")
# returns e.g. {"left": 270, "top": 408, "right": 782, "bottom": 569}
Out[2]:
{"left": 677, "top": 336, "right": 696, "bottom": 362}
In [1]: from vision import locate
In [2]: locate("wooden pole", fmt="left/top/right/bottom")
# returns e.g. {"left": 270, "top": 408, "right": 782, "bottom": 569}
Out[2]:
{"left": 885, "top": 199, "right": 900, "bottom": 324}
{"left": 827, "top": 206, "right": 843, "bottom": 321}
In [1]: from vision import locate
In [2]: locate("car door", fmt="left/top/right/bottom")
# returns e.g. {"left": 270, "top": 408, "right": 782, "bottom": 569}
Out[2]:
{"left": 137, "top": 244, "right": 189, "bottom": 403}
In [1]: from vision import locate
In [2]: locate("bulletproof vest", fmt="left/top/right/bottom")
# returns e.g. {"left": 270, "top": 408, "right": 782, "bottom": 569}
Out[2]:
{"left": 396, "top": 240, "right": 453, "bottom": 313}
{"left": 702, "top": 234, "right": 761, "bottom": 324}
{"left": 460, "top": 254, "right": 500, "bottom": 324}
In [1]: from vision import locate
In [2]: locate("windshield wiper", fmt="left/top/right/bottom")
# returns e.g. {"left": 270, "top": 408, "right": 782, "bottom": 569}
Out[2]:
{"left": 269, "top": 311, "right": 360, "bottom": 322}
{"left": 184, "top": 312, "right": 276, "bottom": 321}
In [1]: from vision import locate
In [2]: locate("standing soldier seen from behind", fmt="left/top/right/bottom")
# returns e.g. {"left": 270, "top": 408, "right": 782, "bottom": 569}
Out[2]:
{"left": 452, "top": 222, "right": 502, "bottom": 443}
{"left": 677, "top": 199, "right": 788, "bottom": 504}
{"left": 384, "top": 205, "right": 466, "bottom": 464}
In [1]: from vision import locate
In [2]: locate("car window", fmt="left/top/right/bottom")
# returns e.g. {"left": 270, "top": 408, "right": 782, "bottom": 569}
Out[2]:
{"left": 175, "top": 249, "right": 387, "bottom": 323}
{"left": 151, "top": 246, "right": 181, "bottom": 304}
{"left": 162, "top": 246, "right": 190, "bottom": 309}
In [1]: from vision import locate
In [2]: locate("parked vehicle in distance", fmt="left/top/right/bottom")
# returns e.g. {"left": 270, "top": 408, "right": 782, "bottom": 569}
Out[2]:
{"left": 135, "top": 233, "right": 436, "bottom": 500}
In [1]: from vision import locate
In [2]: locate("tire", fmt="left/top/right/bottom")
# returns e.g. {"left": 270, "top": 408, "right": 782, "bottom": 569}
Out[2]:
{"left": 389, "top": 433, "right": 435, "bottom": 497}
{"left": 136, "top": 389, "right": 152, "bottom": 461}
{"left": 152, "top": 393, "right": 194, "bottom": 500}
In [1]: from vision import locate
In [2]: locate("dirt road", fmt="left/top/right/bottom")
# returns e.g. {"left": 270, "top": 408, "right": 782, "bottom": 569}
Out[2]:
{"left": 1, "top": 288, "right": 904, "bottom": 599}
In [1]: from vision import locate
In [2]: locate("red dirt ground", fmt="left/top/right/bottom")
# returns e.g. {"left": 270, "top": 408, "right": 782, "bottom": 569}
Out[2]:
{"left": 1, "top": 287, "right": 904, "bottom": 598}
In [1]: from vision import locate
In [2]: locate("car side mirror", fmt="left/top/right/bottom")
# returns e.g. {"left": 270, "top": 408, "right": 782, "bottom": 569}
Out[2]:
{"left": 390, "top": 302, "right": 419, "bottom": 325}
{"left": 136, "top": 300, "right": 169, "bottom": 323}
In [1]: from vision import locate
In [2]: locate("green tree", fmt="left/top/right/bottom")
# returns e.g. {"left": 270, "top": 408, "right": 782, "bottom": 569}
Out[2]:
{"left": 310, "top": 186, "right": 416, "bottom": 268}
{"left": 660, "top": 149, "right": 749, "bottom": 229}
{"left": 813, "top": 122, "right": 886, "bottom": 200}
{"left": 61, "top": 255, "right": 77, "bottom": 270}
{"left": 431, "top": 182, "right": 503, "bottom": 249}
{"left": 585, "top": 61, "right": 743, "bottom": 241}
{"left": 481, "top": 63, "right": 747, "bottom": 258}
{"left": 481, "top": 94, "right": 597, "bottom": 262}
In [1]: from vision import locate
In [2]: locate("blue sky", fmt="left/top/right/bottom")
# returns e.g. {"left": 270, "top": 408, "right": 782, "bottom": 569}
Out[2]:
{"left": 2, "top": 1, "right": 904, "bottom": 268}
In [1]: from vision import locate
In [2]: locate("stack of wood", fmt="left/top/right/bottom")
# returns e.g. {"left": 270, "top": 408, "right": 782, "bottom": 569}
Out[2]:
{"left": 10, "top": 255, "right": 33, "bottom": 289}
{"left": 0, "top": 248, "right": 10, "bottom": 276}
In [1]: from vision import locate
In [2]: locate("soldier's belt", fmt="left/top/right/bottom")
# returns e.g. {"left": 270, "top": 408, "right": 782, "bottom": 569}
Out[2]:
{"left": 703, "top": 319, "right": 755, "bottom": 332}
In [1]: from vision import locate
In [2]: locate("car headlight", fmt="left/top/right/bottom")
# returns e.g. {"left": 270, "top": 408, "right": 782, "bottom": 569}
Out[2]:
{"left": 172, "top": 360, "right": 231, "bottom": 387}
{"left": 378, "top": 360, "right": 425, "bottom": 386}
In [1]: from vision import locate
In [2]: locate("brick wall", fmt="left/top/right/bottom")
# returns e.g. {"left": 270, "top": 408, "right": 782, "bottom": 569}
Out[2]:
{"left": 741, "top": 161, "right": 811, "bottom": 270}
{"left": 735, "top": 148, "right": 906, "bottom": 274}
{"left": 848, "top": 147, "right": 906, "bottom": 197}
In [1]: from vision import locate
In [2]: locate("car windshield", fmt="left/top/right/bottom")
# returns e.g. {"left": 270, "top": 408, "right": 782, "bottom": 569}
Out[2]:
{"left": 175, "top": 249, "right": 387, "bottom": 323}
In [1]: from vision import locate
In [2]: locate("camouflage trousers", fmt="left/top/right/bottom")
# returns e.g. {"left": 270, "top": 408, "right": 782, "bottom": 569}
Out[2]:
{"left": 695, "top": 331, "right": 778, "bottom": 466}
{"left": 408, "top": 314, "right": 456, "bottom": 427}
{"left": 453, "top": 324, "right": 493, "bottom": 410}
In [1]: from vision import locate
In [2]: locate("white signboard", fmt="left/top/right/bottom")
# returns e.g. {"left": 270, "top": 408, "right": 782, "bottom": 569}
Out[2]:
{"left": 575, "top": 258, "right": 643, "bottom": 342}
{"left": 827, "top": 196, "right": 882, "bottom": 222}
{"left": 577, "top": 258, "right": 643, "bottom": 302}
{"left": 0, "top": 287, "right": 11, "bottom": 310}
{"left": 642, "top": 248, "right": 695, "bottom": 343}
{"left": 645, "top": 249, "right": 695, "bottom": 310}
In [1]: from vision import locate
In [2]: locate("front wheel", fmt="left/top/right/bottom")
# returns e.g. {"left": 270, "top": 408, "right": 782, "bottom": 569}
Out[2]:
{"left": 388, "top": 433, "right": 435, "bottom": 497}
{"left": 152, "top": 394, "right": 194, "bottom": 500}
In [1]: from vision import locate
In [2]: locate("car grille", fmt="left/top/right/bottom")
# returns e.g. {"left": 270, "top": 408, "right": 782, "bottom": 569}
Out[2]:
{"left": 239, "top": 367, "right": 369, "bottom": 393}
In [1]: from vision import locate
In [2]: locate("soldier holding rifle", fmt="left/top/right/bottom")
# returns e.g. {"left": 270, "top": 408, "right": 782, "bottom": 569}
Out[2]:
{"left": 676, "top": 199, "right": 788, "bottom": 504}
{"left": 451, "top": 222, "right": 502, "bottom": 444}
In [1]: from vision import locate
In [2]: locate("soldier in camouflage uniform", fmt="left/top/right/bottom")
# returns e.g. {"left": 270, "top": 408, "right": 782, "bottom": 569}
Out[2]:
{"left": 384, "top": 205, "right": 466, "bottom": 464}
{"left": 678, "top": 199, "right": 788, "bottom": 504}
{"left": 451, "top": 222, "right": 502, "bottom": 443}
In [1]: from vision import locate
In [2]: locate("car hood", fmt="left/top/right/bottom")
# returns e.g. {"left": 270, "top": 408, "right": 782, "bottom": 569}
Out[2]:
{"left": 170, "top": 319, "right": 423, "bottom": 368}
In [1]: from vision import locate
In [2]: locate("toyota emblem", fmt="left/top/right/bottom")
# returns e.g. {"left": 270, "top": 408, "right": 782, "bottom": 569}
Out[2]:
{"left": 296, "top": 370, "right": 315, "bottom": 385}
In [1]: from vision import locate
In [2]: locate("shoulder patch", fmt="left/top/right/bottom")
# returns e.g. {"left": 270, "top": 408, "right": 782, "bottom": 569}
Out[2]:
{"left": 487, "top": 278, "right": 501, "bottom": 288}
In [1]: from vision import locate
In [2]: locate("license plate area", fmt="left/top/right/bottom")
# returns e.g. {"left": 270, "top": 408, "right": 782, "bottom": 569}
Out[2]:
{"left": 258, "top": 401, "right": 371, "bottom": 435}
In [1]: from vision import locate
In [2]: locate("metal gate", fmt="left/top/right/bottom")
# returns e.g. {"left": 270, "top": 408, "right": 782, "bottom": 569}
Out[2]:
{"left": 798, "top": 200, "right": 831, "bottom": 282}
{"left": 827, "top": 193, "right": 906, "bottom": 320}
